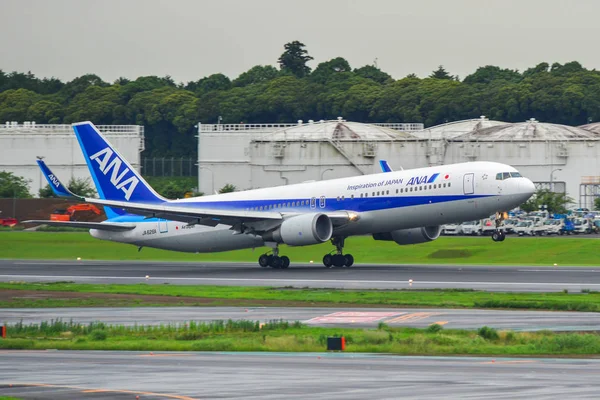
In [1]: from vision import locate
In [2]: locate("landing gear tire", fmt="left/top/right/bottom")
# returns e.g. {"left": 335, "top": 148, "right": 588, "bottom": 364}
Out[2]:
{"left": 344, "top": 254, "right": 354, "bottom": 267}
{"left": 492, "top": 230, "right": 506, "bottom": 242}
{"left": 323, "top": 254, "right": 333, "bottom": 268}
{"left": 270, "top": 256, "right": 283, "bottom": 269}
{"left": 258, "top": 254, "right": 269, "bottom": 268}
{"left": 281, "top": 256, "right": 290, "bottom": 269}
{"left": 332, "top": 254, "right": 345, "bottom": 268}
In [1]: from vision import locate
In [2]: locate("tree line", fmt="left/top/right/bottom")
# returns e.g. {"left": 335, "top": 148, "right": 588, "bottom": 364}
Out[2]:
{"left": 1, "top": 41, "right": 600, "bottom": 157}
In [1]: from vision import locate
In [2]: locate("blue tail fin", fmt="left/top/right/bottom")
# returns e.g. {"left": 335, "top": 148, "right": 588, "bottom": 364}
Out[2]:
{"left": 379, "top": 160, "right": 393, "bottom": 173}
{"left": 37, "top": 160, "right": 78, "bottom": 198}
{"left": 72, "top": 122, "right": 165, "bottom": 208}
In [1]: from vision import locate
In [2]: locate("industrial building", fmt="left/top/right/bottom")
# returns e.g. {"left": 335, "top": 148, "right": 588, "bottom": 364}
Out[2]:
{"left": 197, "top": 117, "right": 600, "bottom": 208}
{"left": 1, "top": 122, "right": 144, "bottom": 196}
{"left": 196, "top": 119, "right": 424, "bottom": 194}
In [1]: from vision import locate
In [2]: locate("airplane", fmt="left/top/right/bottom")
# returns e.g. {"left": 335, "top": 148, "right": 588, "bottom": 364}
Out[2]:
{"left": 25, "top": 121, "right": 535, "bottom": 269}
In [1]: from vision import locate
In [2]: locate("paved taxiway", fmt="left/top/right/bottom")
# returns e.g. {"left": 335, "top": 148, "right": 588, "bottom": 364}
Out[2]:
{"left": 2, "top": 259, "right": 600, "bottom": 292}
{"left": 3, "top": 306, "right": 600, "bottom": 331}
{"left": 2, "top": 351, "right": 600, "bottom": 399}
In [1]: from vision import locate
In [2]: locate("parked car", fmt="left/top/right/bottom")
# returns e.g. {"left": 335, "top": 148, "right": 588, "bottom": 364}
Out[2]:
{"left": 461, "top": 220, "right": 482, "bottom": 236}
{"left": 515, "top": 220, "right": 535, "bottom": 236}
{"left": 481, "top": 218, "right": 500, "bottom": 235}
{"left": 572, "top": 218, "right": 593, "bottom": 234}
{"left": 443, "top": 223, "right": 462, "bottom": 235}
{"left": 503, "top": 218, "right": 519, "bottom": 234}
{"left": 543, "top": 219, "right": 563, "bottom": 235}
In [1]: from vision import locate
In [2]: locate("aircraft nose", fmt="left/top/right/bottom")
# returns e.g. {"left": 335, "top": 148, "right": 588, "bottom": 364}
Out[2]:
{"left": 520, "top": 178, "right": 535, "bottom": 198}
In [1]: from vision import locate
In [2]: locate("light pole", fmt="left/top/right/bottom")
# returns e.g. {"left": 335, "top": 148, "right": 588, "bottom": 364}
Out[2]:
{"left": 550, "top": 168, "right": 562, "bottom": 192}
{"left": 321, "top": 168, "right": 334, "bottom": 181}
{"left": 199, "top": 166, "right": 214, "bottom": 194}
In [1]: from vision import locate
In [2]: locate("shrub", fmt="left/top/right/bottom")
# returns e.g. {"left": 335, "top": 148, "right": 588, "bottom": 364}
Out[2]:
{"left": 477, "top": 326, "right": 499, "bottom": 340}
{"left": 426, "top": 324, "right": 443, "bottom": 333}
{"left": 90, "top": 329, "right": 107, "bottom": 341}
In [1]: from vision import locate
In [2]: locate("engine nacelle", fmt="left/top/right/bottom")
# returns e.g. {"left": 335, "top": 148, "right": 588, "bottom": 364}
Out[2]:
{"left": 373, "top": 226, "right": 442, "bottom": 245}
{"left": 268, "top": 213, "right": 333, "bottom": 246}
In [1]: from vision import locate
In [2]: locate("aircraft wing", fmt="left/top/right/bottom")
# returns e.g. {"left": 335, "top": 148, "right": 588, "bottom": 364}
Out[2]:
{"left": 81, "top": 197, "right": 284, "bottom": 227}
{"left": 80, "top": 198, "right": 357, "bottom": 230}
{"left": 23, "top": 220, "right": 136, "bottom": 232}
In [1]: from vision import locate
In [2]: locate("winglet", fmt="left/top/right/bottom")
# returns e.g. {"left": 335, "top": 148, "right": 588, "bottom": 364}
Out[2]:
{"left": 379, "top": 160, "right": 393, "bottom": 173}
{"left": 37, "top": 160, "right": 82, "bottom": 199}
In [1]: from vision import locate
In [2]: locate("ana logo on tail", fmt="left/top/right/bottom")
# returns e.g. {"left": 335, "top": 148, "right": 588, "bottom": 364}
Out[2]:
{"left": 48, "top": 174, "right": 61, "bottom": 188}
{"left": 90, "top": 147, "right": 139, "bottom": 200}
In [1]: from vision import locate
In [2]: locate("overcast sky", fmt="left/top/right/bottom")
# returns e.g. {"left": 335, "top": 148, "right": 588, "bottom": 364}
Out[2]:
{"left": 2, "top": 0, "right": 599, "bottom": 83}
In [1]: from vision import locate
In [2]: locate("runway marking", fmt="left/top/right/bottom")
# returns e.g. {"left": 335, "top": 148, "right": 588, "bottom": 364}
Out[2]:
{"left": 1, "top": 274, "right": 600, "bottom": 287}
{"left": 519, "top": 269, "right": 600, "bottom": 273}
{"left": 10, "top": 383, "right": 198, "bottom": 400}
{"left": 139, "top": 353, "right": 193, "bottom": 357}
{"left": 480, "top": 360, "right": 537, "bottom": 365}
{"left": 386, "top": 312, "right": 442, "bottom": 324}
{"left": 307, "top": 311, "right": 400, "bottom": 324}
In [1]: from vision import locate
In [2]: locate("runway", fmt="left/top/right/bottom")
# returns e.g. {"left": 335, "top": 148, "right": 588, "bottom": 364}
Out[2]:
{"left": 2, "top": 351, "right": 600, "bottom": 399}
{"left": 3, "top": 306, "right": 600, "bottom": 331}
{"left": 2, "top": 259, "right": 600, "bottom": 292}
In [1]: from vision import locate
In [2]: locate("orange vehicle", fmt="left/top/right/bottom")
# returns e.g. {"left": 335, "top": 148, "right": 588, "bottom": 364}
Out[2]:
{"left": 50, "top": 204, "right": 102, "bottom": 221}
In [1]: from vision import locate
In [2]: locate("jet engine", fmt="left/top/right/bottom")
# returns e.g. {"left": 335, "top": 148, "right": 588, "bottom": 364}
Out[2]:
{"left": 372, "top": 226, "right": 442, "bottom": 245}
{"left": 265, "top": 213, "right": 333, "bottom": 246}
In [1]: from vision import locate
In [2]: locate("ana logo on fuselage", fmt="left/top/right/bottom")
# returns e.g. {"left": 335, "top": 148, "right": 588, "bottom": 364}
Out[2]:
{"left": 406, "top": 173, "right": 439, "bottom": 186}
{"left": 89, "top": 147, "right": 139, "bottom": 200}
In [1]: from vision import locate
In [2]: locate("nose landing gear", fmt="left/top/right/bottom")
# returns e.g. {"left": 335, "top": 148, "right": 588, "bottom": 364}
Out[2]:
{"left": 323, "top": 237, "right": 354, "bottom": 268}
{"left": 492, "top": 211, "right": 507, "bottom": 242}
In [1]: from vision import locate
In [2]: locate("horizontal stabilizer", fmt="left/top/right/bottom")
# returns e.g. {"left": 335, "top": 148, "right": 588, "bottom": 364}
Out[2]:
{"left": 23, "top": 220, "right": 136, "bottom": 232}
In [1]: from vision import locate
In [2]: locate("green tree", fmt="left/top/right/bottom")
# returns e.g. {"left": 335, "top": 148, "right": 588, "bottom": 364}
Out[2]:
{"left": 429, "top": 65, "right": 454, "bottom": 80}
{"left": 0, "top": 171, "right": 32, "bottom": 198}
{"left": 310, "top": 57, "right": 352, "bottom": 83}
{"left": 354, "top": 65, "right": 393, "bottom": 84}
{"left": 218, "top": 183, "right": 236, "bottom": 193}
{"left": 278, "top": 41, "right": 313, "bottom": 78}
{"left": 233, "top": 65, "right": 280, "bottom": 87}
{"left": 520, "top": 189, "right": 573, "bottom": 214}
{"left": 594, "top": 197, "right": 600, "bottom": 211}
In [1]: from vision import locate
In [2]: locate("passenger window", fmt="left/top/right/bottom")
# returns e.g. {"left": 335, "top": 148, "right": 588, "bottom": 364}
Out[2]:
{"left": 386, "top": 190, "right": 389, "bottom": 195}
{"left": 396, "top": 189, "right": 398, "bottom": 194}
{"left": 365, "top": 193, "right": 368, "bottom": 197}
{"left": 372, "top": 192, "right": 375, "bottom": 196}
{"left": 448, "top": 183, "right": 451, "bottom": 187}
{"left": 319, "top": 196, "right": 326, "bottom": 208}
{"left": 310, "top": 197, "right": 316, "bottom": 209}
{"left": 443, "top": 183, "right": 446, "bottom": 188}
{"left": 350, "top": 195, "right": 354, "bottom": 199}
{"left": 429, "top": 185, "right": 432, "bottom": 189}
{"left": 342, "top": 196, "right": 345, "bottom": 200}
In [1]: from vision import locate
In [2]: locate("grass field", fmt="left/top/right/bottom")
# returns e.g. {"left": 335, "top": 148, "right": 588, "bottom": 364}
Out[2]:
{"left": 2, "top": 282, "right": 600, "bottom": 311}
{"left": 0, "top": 231, "right": 598, "bottom": 265}
{"left": 2, "top": 319, "right": 600, "bottom": 356}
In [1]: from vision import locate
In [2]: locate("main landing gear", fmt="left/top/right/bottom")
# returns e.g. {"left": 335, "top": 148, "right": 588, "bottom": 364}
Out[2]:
{"left": 323, "top": 237, "right": 354, "bottom": 268}
{"left": 258, "top": 246, "right": 290, "bottom": 269}
{"left": 492, "top": 211, "right": 506, "bottom": 242}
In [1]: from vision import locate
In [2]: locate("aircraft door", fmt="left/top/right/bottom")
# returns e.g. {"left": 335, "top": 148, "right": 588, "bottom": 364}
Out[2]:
{"left": 463, "top": 173, "right": 474, "bottom": 195}
{"left": 158, "top": 218, "right": 168, "bottom": 233}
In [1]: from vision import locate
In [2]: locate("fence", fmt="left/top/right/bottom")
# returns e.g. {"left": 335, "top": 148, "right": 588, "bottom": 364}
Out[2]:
{"left": 142, "top": 157, "right": 197, "bottom": 177}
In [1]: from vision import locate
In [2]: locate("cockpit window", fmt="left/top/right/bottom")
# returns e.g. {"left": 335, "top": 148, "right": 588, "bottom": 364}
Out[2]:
{"left": 497, "top": 171, "right": 523, "bottom": 180}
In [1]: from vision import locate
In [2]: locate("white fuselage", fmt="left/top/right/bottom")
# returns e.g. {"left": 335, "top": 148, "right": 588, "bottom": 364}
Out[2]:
{"left": 91, "top": 161, "right": 534, "bottom": 252}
